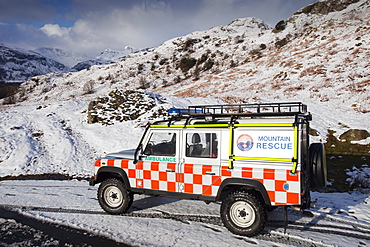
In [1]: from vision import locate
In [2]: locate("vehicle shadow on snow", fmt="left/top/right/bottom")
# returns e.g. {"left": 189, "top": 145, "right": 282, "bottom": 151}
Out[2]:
{"left": 128, "top": 195, "right": 180, "bottom": 212}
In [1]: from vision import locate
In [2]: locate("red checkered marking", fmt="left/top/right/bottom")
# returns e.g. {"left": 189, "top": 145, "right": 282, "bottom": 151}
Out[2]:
{"left": 221, "top": 166, "right": 301, "bottom": 205}
{"left": 98, "top": 159, "right": 301, "bottom": 205}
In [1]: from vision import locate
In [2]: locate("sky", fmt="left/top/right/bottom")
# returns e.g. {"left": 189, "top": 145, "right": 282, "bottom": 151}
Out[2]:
{"left": 0, "top": 0, "right": 317, "bottom": 57}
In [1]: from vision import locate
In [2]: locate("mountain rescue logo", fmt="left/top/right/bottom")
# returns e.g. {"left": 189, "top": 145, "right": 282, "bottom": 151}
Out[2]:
{"left": 237, "top": 134, "right": 254, "bottom": 151}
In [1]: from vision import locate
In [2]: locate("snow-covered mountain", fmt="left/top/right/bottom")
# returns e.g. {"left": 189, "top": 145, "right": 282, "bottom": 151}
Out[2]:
{"left": 0, "top": 44, "right": 69, "bottom": 82}
{"left": 34, "top": 47, "right": 90, "bottom": 68}
{"left": 0, "top": 45, "right": 139, "bottom": 83}
{"left": 72, "top": 46, "right": 140, "bottom": 71}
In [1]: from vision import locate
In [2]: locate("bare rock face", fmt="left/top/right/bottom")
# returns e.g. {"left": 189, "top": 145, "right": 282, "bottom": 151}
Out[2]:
{"left": 294, "top": 0, "right": 361, "bottom": 15}
{"left": 339, "top": 129, "right": 370, "bottom": 141}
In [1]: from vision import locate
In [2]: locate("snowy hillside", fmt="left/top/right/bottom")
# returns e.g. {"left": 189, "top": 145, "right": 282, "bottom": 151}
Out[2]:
{"left": 72, "top": 46, "right": 140, "bottom": 71}
{"left": 7, "top": 0, "right": 369, "bottom": 140}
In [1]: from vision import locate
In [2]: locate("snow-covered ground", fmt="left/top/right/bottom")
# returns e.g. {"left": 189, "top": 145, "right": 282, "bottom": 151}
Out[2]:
{"left": 0, "top": 179, "right": 369, "bottom": 246}
{"left": 0, "top": 97, "right": 222, "bottom": 178}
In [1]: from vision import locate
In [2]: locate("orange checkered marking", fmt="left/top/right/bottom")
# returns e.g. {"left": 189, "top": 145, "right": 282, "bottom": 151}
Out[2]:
{"left": 94, "top": 159, "right": 102, "bottom": 167}
{"left": 121, "top": 160, "right": 129, "bottom": 169}
{"left": 99, "top": 159, "right": 301, "bottom": 205}
{"left": 275, "top": 180, "right": 286, "bottom": 192}
{"left": 242, "top": 167, "right": 252, "bottom": 178}
{"left": 132, "top": 161, "right": 179, "bottom": 192}
{"left": 264, "top": 169, "right": 275, "bottom": 180}
{"left": 183, "top": 164, "right": 195, "bottom": 193}
{"left": 202, "top": 165, "right": 212, "bottom": 174}
{"left": 287, "top": 170, "right": 299, "bottom": 181}
{"left": 167, "top": 162, "right": 176, "bottom": 171}
{"left": 267, "top": 191, "right": 275, "bottom": 203}
{"left": 287, "top": 192, "right": 299, "bottom": 204}
{"left": 107, "top": 159, "right": 115, "bottom": 167}
{"left": 221, "top": 166, "right": 301, "bottom": 205}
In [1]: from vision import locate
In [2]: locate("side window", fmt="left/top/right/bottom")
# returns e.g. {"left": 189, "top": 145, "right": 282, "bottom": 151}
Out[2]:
{"left": 186, "top": 133, "right": 218, "bottom": 158}
{"left": 144, "top": 132, "right": 176, "bottom": 156}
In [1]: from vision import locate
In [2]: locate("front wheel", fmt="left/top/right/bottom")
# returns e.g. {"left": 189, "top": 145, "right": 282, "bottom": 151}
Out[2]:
{"left": 98, "top": 178, "right": 133, "bottom": 214}
{"left": 221, "top": 191, "right": 267, "bottom": 236}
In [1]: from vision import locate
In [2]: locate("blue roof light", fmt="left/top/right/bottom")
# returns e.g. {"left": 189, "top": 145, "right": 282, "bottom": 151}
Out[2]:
{"left": 167, "top": 108, "right": 203, "bottom": 116}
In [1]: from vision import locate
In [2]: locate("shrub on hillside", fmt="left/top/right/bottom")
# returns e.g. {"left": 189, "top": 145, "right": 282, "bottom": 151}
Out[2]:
{"left": 275, "top": 38, "right": 289, "bottom": 48}
{"left": 178, "top": 57, "right": 197, "bottom": 73}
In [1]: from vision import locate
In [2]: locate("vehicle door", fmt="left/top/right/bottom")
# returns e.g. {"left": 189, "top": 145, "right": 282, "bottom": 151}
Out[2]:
{"left": 138, "top": 129, "right": 181, "bottom": 192}
{"left": 179, "top": 130, "right": 221, "bottom": 196}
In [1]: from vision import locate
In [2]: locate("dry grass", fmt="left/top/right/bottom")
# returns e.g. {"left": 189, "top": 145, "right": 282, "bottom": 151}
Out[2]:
{"left": 300, "top": 65, "right": 327, "bottom": 77}
{"left": 284, "top": 85, "right": 305, "bottom": 93}
{"left": 219, "top": 96, "right": 245, "bottom": 104}
{"left": 292, "top": 38, "right": 338, "bottom": 57}
{"left": 279, "top": 59, "right": 297, "bottom": 68}
{"left": 270, "top": 81, "right": 289, "bottom": 90}
{"left": 330, "top": 68, "right": 345, "bottom": 74}
{"left": 345, "top": 79, "right": 370, "bottom": 93}
{"left": 246, "top": 82, "right": 265, "bottom": 91}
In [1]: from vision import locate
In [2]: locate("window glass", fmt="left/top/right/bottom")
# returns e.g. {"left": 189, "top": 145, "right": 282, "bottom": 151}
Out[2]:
{"left": 144, "top": 132, "right": 176, "bottom": 156}
{"left": 186, "top": 133, "right": 218, "bottom": 158}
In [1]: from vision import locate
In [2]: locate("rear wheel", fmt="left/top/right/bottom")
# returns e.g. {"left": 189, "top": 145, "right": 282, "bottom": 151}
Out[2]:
{"left": 221, "top": 191, "right": 266, "bottom": 236}
{"left": 309, "top": 143, "right": 327, "bottom": 190}
{"left": 98, "top": 178, "right": 133, "bottom": 214}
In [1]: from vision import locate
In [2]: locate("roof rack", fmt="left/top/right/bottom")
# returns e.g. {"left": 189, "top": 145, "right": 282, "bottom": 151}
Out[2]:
{"left": 189, "top": 102, "right": 308, "bottom": 116}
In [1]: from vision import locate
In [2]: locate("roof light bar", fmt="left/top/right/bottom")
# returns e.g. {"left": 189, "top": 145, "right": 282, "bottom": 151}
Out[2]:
{"left": 167, "top": 108, "right": 203, "bottom": 116}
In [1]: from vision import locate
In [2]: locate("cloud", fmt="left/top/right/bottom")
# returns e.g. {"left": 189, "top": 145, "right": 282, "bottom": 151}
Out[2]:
{"left": 40, "top": 24, "right": 70, "bottom": 37}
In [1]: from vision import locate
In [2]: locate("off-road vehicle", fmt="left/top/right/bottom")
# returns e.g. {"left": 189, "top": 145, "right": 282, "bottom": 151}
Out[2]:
{"left": 90, "top": 102, "right": 326, "bottom": 236}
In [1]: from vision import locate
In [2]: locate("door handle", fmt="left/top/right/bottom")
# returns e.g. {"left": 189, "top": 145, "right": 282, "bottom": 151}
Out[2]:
{"left": 205, "top": 171, "right": 215, "bottom": 175}
{"left": 166, "top": 169, "right": 175, "bottom": 173}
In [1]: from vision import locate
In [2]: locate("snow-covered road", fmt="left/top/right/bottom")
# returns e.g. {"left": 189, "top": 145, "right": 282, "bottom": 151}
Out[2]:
{"left": 0, "top": 180, "right": 369, "bottom": 246}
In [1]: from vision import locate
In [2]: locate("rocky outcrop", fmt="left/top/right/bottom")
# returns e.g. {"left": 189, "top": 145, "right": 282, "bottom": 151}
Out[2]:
{"left": 339, "top": 129, "right": 370, "bottom": 141}
{"left": 87, "top": 90, "right": 168, "bottom": 125}
{"left": 294, "top": 0, "right": 361, "bottom": 15}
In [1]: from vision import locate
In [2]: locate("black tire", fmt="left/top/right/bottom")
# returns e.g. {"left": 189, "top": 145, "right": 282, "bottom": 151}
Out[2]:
{"left": 98, "top": 178, "right": 133, "bottom": 214}
{"left": 220, "top": 191, "right": 267, "bottom": 236}
{"left": 309, "top": 143, "right": 327, "bottom": 190}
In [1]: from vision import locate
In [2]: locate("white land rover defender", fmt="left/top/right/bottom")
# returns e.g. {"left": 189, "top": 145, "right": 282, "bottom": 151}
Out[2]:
{"left": 89, "top": 102, "right": 326, "bottom": 236}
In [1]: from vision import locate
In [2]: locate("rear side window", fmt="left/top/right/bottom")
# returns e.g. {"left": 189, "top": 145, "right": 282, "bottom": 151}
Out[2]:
{"left": 186, "top": 133, "right": 218, "bottom": 158}
{"left": 144, "top": 132, "right": 176, "bottom": 156}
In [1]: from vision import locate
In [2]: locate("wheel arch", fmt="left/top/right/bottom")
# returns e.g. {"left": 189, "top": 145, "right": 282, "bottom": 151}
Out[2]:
{"left": 95, "top": 166, "right": 131, "bottom": 190}
{"left": 216, "top": 178, "right": 271, "bottom": 206}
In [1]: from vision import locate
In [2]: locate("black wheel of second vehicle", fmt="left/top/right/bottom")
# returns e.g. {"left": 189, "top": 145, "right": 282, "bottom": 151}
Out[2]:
{"left": 98, "top": 178, "right": 133, "bottom": 214}
{"left": 220, "top": 191, "right": 267, "bottom": 236}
